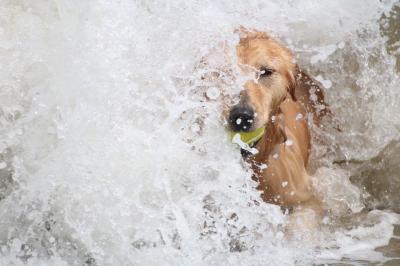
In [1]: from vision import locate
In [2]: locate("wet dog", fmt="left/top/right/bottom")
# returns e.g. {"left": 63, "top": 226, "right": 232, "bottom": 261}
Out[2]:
{"left": 226, "top": 28, "right": 330, "bottom": 236}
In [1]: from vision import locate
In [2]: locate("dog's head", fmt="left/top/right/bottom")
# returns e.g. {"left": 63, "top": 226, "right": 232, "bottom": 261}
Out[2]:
{"left": 227, "top": 28, "right": 296, "bottom": 132}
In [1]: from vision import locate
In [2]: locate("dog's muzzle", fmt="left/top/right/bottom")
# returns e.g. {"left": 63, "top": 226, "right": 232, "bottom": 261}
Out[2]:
{"left": 228, "top": 105, "right": 255, "bottom": 132}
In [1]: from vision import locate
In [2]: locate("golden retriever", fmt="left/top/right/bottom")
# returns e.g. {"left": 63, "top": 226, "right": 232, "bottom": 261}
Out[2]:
{"left": 226, "top": 28, "right": 330, "bottom": 236}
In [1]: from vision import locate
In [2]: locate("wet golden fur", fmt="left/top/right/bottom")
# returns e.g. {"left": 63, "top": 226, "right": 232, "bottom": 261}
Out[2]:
{"left": 232, "top": 28, "right": 330, "bottom": 235}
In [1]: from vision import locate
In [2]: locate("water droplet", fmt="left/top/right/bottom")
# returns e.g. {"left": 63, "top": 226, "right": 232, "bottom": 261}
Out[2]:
{"left": 206, "top": 87, "right": 220, "bottom": 100}
{"left": 337, "top": 41, "right": 345, "bottom": 49}
{"left": 285, "top": 139, "right": 293, "bottom": 146}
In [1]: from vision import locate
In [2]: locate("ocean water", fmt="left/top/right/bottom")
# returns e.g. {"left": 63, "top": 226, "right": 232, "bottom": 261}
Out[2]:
{"left": 0, "top": 0, "right": 400, "bottom": 265}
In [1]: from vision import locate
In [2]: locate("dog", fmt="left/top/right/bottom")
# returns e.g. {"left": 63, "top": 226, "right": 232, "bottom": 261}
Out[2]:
{"left": 226, "top": 28, "right": 330, "bottom": 236}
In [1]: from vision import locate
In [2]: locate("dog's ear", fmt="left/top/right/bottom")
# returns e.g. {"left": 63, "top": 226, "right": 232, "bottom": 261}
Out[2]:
{"left": 286, "top": 68, "right": 297, "bottom": 101}
{"left": 275, "top": 109, "right": 288, "bottom": 144}
{"left": 277, "top": 123, "right": 288, "bottom": 144}
{"left": 293, "top": 65, "right": 334, "bottom": 126}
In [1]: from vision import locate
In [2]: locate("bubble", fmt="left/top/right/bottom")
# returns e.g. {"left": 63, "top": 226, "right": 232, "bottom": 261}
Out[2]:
{"left": 285, "top": 139, "right": 293, "bottom": 146}
{"left": 206, "top": 86, "right": 220, "bottom": 100}
{"left": 295, "top": 113, "right": 303, "bottom": 120}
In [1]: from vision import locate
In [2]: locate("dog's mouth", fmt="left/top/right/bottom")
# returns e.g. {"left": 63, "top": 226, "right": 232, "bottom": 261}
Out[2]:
{"left": 226, "top": 102, "right": 269, "bottom": 148}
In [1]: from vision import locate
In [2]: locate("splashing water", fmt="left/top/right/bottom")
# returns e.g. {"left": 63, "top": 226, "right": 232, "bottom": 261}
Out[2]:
{"left": 1, "top": 0, "right": 400, "bottom": 265}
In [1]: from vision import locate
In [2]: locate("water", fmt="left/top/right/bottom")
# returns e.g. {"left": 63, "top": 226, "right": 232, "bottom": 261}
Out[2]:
{"left": 0, "top": 0, "right": 400, "bottom": 265}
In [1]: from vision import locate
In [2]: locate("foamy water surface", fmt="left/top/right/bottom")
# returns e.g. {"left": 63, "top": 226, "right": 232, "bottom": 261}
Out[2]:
{"left": 0, "top": 0, "right": 400, "bottom": 265}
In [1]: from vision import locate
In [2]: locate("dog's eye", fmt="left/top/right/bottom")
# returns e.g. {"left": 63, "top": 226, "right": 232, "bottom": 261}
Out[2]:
{"left": 259, "top": 67, "right": 274, "bottom": 78}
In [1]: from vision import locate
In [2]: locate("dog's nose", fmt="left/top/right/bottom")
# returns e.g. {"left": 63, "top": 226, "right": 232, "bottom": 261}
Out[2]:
{"left": 228, "top": 105, "right": 255, "bottom": 132}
